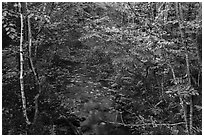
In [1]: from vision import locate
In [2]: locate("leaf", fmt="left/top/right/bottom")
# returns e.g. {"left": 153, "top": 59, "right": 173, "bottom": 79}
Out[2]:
{"left": 154, "top": 48, "right": 162, "bottom": 55}
{"left": 5, "top": 27, "right": 9, "bottom": 31}
{"left": 194, "top": 105, "right": 202, "bottom": 111}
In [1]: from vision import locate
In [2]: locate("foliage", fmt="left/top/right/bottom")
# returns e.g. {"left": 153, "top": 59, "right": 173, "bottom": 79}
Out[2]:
{"left": 2, "top": 2, "right": 202, "bottom": 135}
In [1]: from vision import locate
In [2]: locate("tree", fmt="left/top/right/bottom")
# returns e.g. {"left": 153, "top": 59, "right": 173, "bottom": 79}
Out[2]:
{"left": 18, "top": 2, "right": 31, "bottom": 126}
{"left": 2, "top": 2, "right": 202, "bottom": 135}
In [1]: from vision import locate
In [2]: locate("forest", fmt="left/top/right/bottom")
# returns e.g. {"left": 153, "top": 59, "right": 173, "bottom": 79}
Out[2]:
{"left": 2, "top": 2, "right": 202, "bottom": 135}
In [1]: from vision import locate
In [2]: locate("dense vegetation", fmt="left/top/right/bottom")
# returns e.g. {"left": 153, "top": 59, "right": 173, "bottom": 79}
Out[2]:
{"left": 2, "top": 2, "right": 202, "bottom": 135}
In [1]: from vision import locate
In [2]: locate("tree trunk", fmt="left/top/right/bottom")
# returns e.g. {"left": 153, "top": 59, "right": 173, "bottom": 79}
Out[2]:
{"left": 26, "top": 2, "right": 42, "bottom": 125}
{"left": 18, "top": 2, "right": 31, "bottom": 126}
{"left": 176, "top": 3, "right": 193, "bottom": 134}
{"left": 178, "top": 3, "right": 193, "bottom": 135}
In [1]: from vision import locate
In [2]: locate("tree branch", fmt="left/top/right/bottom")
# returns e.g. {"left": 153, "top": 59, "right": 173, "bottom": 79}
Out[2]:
{"left": 104, "top": 120, "right": 186, "bottom": 127}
